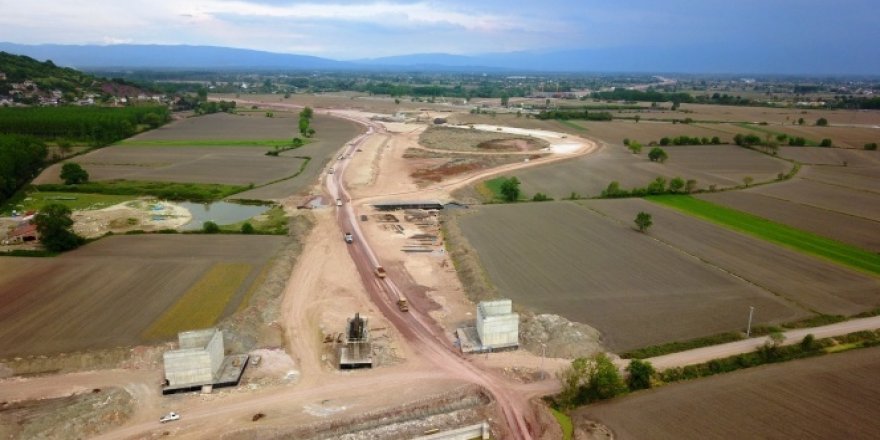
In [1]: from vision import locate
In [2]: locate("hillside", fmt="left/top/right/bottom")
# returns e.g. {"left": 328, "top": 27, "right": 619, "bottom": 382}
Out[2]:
{"left": 0, "top": 51, "right": 148, "bottom": 104}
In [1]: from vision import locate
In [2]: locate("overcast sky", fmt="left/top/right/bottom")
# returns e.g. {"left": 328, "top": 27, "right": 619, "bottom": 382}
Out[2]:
{"left": 1, "top": 0, "right": 878, "bottom": 62}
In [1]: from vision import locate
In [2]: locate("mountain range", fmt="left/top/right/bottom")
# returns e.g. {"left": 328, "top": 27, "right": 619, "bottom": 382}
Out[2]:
{"left": 2, "top": 42, "right": 878, "bottom": 75}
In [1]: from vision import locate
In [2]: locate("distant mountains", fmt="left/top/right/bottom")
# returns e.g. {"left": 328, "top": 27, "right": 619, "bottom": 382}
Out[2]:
{"left": 2, "top": 42, "right": 878, "bottom": 75}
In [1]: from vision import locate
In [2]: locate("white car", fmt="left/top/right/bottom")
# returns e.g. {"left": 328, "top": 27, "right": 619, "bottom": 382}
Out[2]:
{"left": 160, "top": 412, "right": 180, "bottom": 423}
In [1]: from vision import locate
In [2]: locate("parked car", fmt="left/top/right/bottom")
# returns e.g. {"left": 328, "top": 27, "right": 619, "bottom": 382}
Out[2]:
{"left": 160, "top": 412, "right": 180, "bottom": 423}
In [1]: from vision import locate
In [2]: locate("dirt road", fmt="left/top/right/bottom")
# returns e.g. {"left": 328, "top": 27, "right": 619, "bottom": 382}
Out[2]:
{"left": 645, "top": 315, "right": 880, "bottom": 370}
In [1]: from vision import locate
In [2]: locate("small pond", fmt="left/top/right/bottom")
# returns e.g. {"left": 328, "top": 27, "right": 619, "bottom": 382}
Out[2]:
{"left": 179, "top": 201, "right": 269, "bottom": 230}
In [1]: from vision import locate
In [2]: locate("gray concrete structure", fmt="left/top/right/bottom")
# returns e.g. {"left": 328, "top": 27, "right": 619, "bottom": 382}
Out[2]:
{"left": 476, "top": 299, "right": 519, "bottom": 350}
{"left": 162, "top": 328, "right": 248, "bottom": 394}
{"left": 163, "top": 329, "right": 224, "bottom": 388}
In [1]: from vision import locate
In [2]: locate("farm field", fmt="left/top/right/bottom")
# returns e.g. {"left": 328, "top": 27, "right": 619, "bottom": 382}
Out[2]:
{"left": 799, "top": 164, "right": 880, "bottom": 193}
{"left": 776, "top": 146, "right": 880, "bottom": 166}
{"left": 509, "top": 143, "right": 789, "bottom": 199}
{"left": 126, "top": 111, "right": 298, "bottom": 141}
{"left": 32, "top": 112, "right": 361, "bottom": 199}
{"left": 557, "top": 120, "right": 733, "bottom": 145}
{"left": 457, "top": 202, "right": 807, "bottom": 351}
{"left": 0, "top": 234, "right": 284, "bottom": 357}
{"left": 34, "top": 146, "right": 309, "bottom": 186}
{"left": 574, "top": 346, "right": 880, "bottom": 440}
{"left": 699, "top": 123, "right": 880, "bottom": 149}
{"left": 616, "top": 103, "right": 880, "bottom": 126}
{"left": 750, "top": 178, "right": 880, "bottom": 221}
{"left": 583, "top": 198, "right": 880, "bottom": 315}
{"left": 650, "top": 195, "right": 880, "bottom": 275}
{"left": 699, "top": 191, "right": 880, "bottom": 252}
{"left": 232, "top": 113, "right": 362, "bottom": 199}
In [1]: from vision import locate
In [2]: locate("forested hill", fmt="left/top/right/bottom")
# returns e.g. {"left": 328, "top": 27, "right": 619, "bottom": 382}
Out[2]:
{"left": 0, "top": 51, "right": 147, "bottom": 99}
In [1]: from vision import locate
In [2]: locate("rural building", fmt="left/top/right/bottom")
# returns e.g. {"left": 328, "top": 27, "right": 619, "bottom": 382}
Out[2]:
{"left": 162, "top": 328, "right": 249, "bottom": 394}
{"left": 476, "top": 299, "right": 519, "bottom": 350}
{"left": 339, "top": 313, "right": 372, "bottom": 369}
{"left": 2, "top": 223, "right": 38, "bottom": 245}
{"left": 372, "top": 199, "right": 444, "bottom": 211}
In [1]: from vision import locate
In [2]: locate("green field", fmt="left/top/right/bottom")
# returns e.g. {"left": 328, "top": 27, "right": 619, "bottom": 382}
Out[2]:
{"left": 550, "top": 408, "right": 574, "bottom": 440}
{"left": 649, "top": 195, "right": 880, "bottom": 275}
{"left": 35, "top": 180, "right": 247, "bottom": 202}
{"left": 9, "top": 192, "right": 134, "bottom": 212}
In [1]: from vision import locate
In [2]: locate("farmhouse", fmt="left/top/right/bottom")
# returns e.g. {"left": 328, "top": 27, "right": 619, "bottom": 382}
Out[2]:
{"left": 162, "top": 328, "right": 249, "bottom": 394}
{"left": 2, "top": 223, "right": 38, "bottom": 245}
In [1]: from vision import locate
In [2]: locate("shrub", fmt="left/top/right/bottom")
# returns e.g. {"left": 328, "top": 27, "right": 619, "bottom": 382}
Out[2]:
{"left": 532, "top": 193, "right": 552, "bottom": 202}
{"left": 203, "top": 221, "right": 220, "bottom": 233}
{"left": 241, "top": 222, "right": 255, "bottom": 234}
{"left": 864, "top": 142, "right": 877, "bottom": 151}
{"left": 60, "top": 162, "right": 89, "bottom": 185}
{"left": 820, "top": 138, "right": 833, "bottom": 147}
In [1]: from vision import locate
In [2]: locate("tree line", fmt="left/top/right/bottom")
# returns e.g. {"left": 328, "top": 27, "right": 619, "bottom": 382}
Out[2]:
{"left": 536, "top": 109, "right": 613, "bottom": 121}
{"left": 0, "top": 106, "right": 170, "bottom": 146}
{"left": 0, "top": 134, "right": 47, "bottom": 204}
{"left": 591, "top": 88, "right": 694, "bottom": 104}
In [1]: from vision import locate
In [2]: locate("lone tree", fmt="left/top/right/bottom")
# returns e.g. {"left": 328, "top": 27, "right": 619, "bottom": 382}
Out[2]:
{"left": 628, "top": 141, "right": 643, "bottom": 154}
{"left": 634, "top": 211, "right": 653, "bottom": 232}
{"left": 202, "top": 221, "right": 220, "bottom": 234}
{"left": 648, "top": 147, "right": 668, "bottom": 163}
{"left": 34, "top": 203, "right": 84, "bottom": 252}
{"left": 499, "top": 177, "right": 521, "bottom": 202}
{"left": 816, "top": 117, "right": 828, "bottom": 126}
{"left": 60, "top": 162, "right": 89, "bottom": 185}
{"left": 626, "top": 359, "right": 655, "bottom": 391}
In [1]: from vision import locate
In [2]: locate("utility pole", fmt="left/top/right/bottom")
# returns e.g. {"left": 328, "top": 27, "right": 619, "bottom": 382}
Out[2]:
{"left": 746, "top": 306, "right": 755, "bottom": 337}
{"left": 540, "top": 343, "right": 547, "bottom": 380}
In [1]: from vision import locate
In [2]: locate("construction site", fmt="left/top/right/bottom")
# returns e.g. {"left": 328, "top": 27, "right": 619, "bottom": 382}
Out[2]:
{"left": 162, "top": 329, "right": 249, "bottom": 395}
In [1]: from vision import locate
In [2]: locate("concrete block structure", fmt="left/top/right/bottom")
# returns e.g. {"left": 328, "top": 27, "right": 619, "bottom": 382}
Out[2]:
{"left": 164, "top": 329, "right": 224, "bottom": 388}
{"left": 476, "top": 299, "right": 519, "bottom": 350}
{"left": 162, "top": 328, "right": 249, "bottom": 395}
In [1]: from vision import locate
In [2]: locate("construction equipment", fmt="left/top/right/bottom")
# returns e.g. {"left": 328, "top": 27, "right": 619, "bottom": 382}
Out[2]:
{"left": 397, "top": 298, "right": 409, "bottom": 312}
{"left": 344, "top": 233, "right": 353, "bottom": 243}
{"left": 375, "top": 266, "right": 386, "bottom": 278}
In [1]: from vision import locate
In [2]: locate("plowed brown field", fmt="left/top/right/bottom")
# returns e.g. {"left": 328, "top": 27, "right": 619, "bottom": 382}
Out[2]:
{"left": 574, "top": 346, "right": 880, "bottom": 440}
{"left": 510, "top": 143, "right": 789, "bottom": 199}
{"left": 457, "top": 202, "right": 807, "bottom": 351}
{"left": 698, "top": 191, "right": 880, "bottom": 252}
{"left": 0, "top": 235, "right": 284, "bottom": 357}
{"left": 583, "top": 198, "right": 880, "bottom": 315}
{"left": 751, "top": 178, "right": 880, "bottom": 221}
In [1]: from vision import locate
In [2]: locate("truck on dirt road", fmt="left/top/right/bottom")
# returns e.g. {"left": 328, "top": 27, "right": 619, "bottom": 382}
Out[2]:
{"left": 344, "top": 233, "right": 354, "bottom": 243}
{"left": 374, "top": 266, "right": 386, "bottom": 278}
{"left": 397, "top": 298, "right": 409, "bottom": 312}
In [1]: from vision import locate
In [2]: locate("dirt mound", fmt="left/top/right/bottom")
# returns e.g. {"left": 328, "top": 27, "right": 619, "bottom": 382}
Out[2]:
{"left": 0, "top": 387, "right": 134, "bottom": 439}
{"left": 520, "top": 313, "right": 603, "bottom": 359}
{"left": 477, "top": 138, "right": 544, "bottom": 151}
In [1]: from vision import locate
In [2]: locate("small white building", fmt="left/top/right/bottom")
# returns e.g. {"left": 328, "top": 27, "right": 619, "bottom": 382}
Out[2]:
{"left": 476, "top": 299, "right": 519, "bottom": 350}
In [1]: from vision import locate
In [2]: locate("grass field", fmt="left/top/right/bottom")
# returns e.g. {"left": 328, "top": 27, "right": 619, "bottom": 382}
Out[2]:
{"left": 142, "top": 263, "right": 252, "bottom": 340}
{"left": 0, "top": 235, "right": 284, "bottom": 357}
{"left": 574, "top": 346, "right": 880, "bottom": 440}
{"left": 457, "top": 202, "right": 807, "bottom": 351}
{"left": 35, "top": 180, "right": 246, "bottom": 202}
{"left": 649, "top": 195, "right": 880, "bottom": 275}
{"left": 584, "top": 198, "right": 880, "bottom": 316}
{"left": 550, "top": 408, "right": 574, "bottom": 440}
{"left": 4, "top": 192, "right": 133, "bottom": 213}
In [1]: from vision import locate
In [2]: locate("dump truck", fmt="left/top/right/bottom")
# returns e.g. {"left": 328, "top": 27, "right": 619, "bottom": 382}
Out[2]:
{"left": 375, "top": 266, "right": 386, "bottom": 278}
{"left": 397, "top": 298, "right": 409, "bottom": 312}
